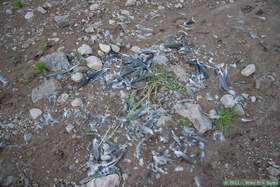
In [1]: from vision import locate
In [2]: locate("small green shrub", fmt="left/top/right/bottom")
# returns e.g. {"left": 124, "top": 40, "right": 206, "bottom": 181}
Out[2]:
{"left": 33, "top": 60, "right": 46, "bottom": 73}
{"left": 179, "top": 116, "right": 189, "bottom": 126}
{"left": 14, "top": 0, "right": 26, "bottom": 8}
{"left": 80, "top": 59, "right": 89, "bottom": 66}
{"left": 215, "top": 107, "right": 237, "bottom": 133}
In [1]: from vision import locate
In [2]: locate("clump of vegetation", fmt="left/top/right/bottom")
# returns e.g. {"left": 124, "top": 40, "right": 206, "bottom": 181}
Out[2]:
{"left": 215, "top": 107, "right": 237, "bottom": 133}
{"left": 73, "top": 51, "right": 81, "bottom": 60}
{"left": 179, "top": 116, "right": 189, "bottom": 126}
{"left": 14, "top": 0, "right": 26, "bottom": 8}
{"left": 33, "top": 60, "right": 46, "bottom": 73}
{"left": 80, "top": 59, "right": 89, "bottom": 66}
{"left": 129, "top": 64, "right": 185, "bottom": 113}
{"left": 23, "top": 79, "right": 33, "bottom": 85}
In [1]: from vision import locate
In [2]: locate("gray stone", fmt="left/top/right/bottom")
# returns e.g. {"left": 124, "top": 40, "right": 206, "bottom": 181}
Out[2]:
{"left": 29, "top": 108, "right": 42, "bottom": 119}
{"left": 241, "top": 64, "right": 256, "bottom": 77}
{"left": 65, "top": 124, "right": 74, "bottom": 133}
{"left": 1, "top": 176, "right": 16, "bottom": 186}
{"left": 37, "top": 6, "right": 47, "bottom": 14}
{"left": 125, "top": 0, "right": 137, "bottom": 6}
{"left": 71, "top": 98, "right": 83, "bottom": 107}
{"left": 40, "top": 52, "right": 70, "bottom": 72}
{"left": 110, "top": 44, "right": 120, "bottom": 53}
{"left": 86, "top": 174, "right": 120, "bottom": 187}
{"left": 86, "top": 56, "right": 102, "bottom": 70}
{"left": 267, "top": 166, "right": 280, "bottom": 177}
{"left": 174, "top": 103, "right": 212, "bottom": 133}
{"left": 99, "top": 43, "right": 111, "bottom": 54}
{"left": 24, "top": 12, "right": 34, "bottom": 22}
{"left": 54, "top": 15, "right": 69, "bottom": 27}
{"left": 31, "top": 79, "right": 61, "bottom": 102}
{"left": 5, "top": 9, "right": 12, "bottom": 15}
{"left": 71, "top": 72, "right": 83, "bottom": 82}
{"left": 250, "top": 96, "right": 257, "bottom": 103}
{"left": 78, "top": 44, "right": 93, "bottom": 55}
{"left": 89, "top": 4, "right": 100, "bottom": 11}
{"left": 100, "top": 155, "right": 112, "bottom": 161}
{"left": 220, "top": 94, "right": 235, "bottom": 108}
{"left": 153, "top": 54, "right": 168, "bottom": 64}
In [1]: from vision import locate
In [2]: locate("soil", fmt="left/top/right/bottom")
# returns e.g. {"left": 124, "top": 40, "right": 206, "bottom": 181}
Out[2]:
{"left": 0, "top": 0, "right": 280, "bottom": 186}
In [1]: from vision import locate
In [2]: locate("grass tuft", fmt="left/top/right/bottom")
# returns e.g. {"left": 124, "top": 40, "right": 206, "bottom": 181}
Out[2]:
{"left": 215, "top": 107, "right": 237, "bottom": 133}
{"left": 80, "top": 59, "right": 89, "bottom": 66}
{"left": 14, "top": 0, "right": 26, "bottom": 8}
{"left": 129, "top": 64, "right": 185, "bottom": 113}
{"left": 33, "top": 60, "right": 46, "bottom": 73}
{"left": 179, "top": 116, "right": 189, "bottom": 126}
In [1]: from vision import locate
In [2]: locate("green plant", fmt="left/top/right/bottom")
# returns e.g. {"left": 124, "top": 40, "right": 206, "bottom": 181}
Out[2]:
{"left": 128, "top": 64, "right": 185, "bottom": 113}
{"left": 14, "top": 0, "right": 26, "bottom": 8}
{"left": 73, "top": 51, "right": 81, "bottom": 60}
{"left": 80, "top": 59, "right": 89, "bottom": 66}
{"left": 33, "top": 60, "right": 46, "bottom": 73}
{"left": 179, "top": 116, "right": 189, "bottom": 126}
{"left": 215, "top": 107, "right": 237, "bottom": 133}
{"left": 23, "top": 79, "right": 33, "bottom": 85}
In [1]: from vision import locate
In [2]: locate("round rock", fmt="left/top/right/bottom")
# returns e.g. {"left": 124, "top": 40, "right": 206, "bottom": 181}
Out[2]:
{"left": 99, "top": 43, "right": 111, "bottom": 54}
{"left": 71, "top": 98, "right": 83, "bottom": 107}
{"left": 110, "top": 44, "right": 120, "bottom": 53}
{"left": 220, "top": 94, "right": 235, "bottom": 108}
{"left": 71, "top": 72, "right": 83, "bottom": 82}
{"left": 86, "top": 56, "right": 102, "bottom": 70}
{"left": 78, "top": 44, "right": 93, "bottom": 55}
{"left": 241, "top": 64, "right": 256, "bottom": 77}
{"left": 29, "top": 108, "right": 42, "bottom": 120}
{"left": 125, "top": 0, "right": 137, "bottom": 6}
{"left": 89, "top": 4, "right": 100, "bottom": 11}
{"left": 24, "top": 12, "right": 34, "bottom": 22}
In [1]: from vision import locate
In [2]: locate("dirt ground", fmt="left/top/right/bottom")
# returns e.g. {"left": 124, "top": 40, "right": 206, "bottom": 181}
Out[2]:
{"left": 0, "top": 0, "right": 280, "bottom": 186}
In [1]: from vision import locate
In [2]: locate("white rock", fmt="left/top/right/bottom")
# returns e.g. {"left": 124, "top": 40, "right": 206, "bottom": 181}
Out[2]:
{"left": 250, "top": 96, "right": 257, "bottom": 103}
{"left": 89, "top": 4, "right": 100, "bottom": 11}
{"left": 31, "top": 79, "right": 61, "bottom": 103}
{"left": 71, "top": 72, "right": 83, "bottom": 82}
{"left": 220, "top": 94, "right": 235, "bottom": 108}
{"left": 24, "top": 12, "right": 34, "bottom": 22}
{"left": 29, "top": 108, "right": 42, "bottom": 120}
{"left": 241, "top": 64, "right": 256, "bottom": 77}
{"left": 86, "top": 174, "right": 120, "bottom": 187}
{"left": 37, "top": 6, "right": 47, "bottom": 14}
{"left": 125, "top": 0, "right": 137, "bottom": 6}
{"left": 100, "top": 155, "right": 111, "bottom": 161}
{"left": 5, "top": 9, "right": 12, "bottom": 15}
{"left": 78, "top": 44, "right": 93, "bottom": 55}
{"left": 174, "top": 103, "right": 212, "bottom": 133}
{"left": 99, "top": 43, "right": 111, "bottom": 53}
{"left": 65, "top": 124, "right": 74, "bottom": 133}
{"left": 71, "top": 98, "right": 83, "bottom": 107}
{"left": 110, "top": 44, "right": 120, "bottom": 53}
{"left": 86, "top": 56, "right": 102, "bottom": 70}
